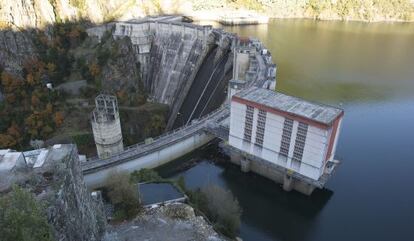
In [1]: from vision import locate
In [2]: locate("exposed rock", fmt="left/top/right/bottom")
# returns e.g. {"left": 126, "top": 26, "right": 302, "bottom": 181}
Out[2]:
{"left": 103, "top": 203, "right": 226, "bottom": 241}
{"left": 100, "top": 36, "right": 142, "bottom": 94}
{"left": 0, "top": 144, "right": 106, "bottom": 241}
{"left": 0, "top": 29, "right": 37, "bottom": 74}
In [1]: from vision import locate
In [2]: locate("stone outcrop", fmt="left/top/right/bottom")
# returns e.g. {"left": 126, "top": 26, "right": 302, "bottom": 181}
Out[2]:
{"left": 103, "top": 203, "right": 226, "bottom": 241}
{"left": 0, "top": 29, "right": 37, "bottom": 75}
{"left": 45, "top": 145, "right": 106, "bottom": 241}
{"left": 99, "top": 36, "right": 142, "bottom": 94}
{"left": 0, "top": 144, "right": 106, "bottom": 241}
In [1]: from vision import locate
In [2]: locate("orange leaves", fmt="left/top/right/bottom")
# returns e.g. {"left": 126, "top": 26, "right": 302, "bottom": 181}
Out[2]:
{"left": 54, "top": 111, "right": 64, "bottom": 127}
{"left": 68, "top": 28, "right": 80, "bottom": 39}
{"left": 89, "top": 63, "right": 100, "bottom": 78}
{"left": 26, "top": 73, "right": 35, "bottom": 85}
{"left": 47, "top": 63, "right": 56, "bottom": 73}
{"left": 0, "top": 134, "right": 16, "bottom": 148}
{"left": 31, "top": 95, "right": 40, "bottom": 107}
{"left": 46, "top": 103, "right": 53, "bottom": 114}
{"left": 1, "top": 72, "right": 23, "bottom": 93}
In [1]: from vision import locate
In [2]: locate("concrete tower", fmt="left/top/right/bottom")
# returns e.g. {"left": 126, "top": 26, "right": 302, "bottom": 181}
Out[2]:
{"left": 91, "top": 94, "right": 124, "bottom": 159}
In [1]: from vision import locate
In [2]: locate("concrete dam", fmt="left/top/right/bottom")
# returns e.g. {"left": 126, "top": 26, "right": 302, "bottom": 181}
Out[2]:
{"left": 85, "top": 20, "right": 277, "bottom": 189}
{"left": 87, "top": 20, "right": 234, "bottom": 130}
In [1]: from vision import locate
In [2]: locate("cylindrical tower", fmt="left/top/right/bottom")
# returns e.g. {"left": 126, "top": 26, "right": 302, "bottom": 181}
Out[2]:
{"left": 91, "top": 94, "right": 124, "bottom": 159}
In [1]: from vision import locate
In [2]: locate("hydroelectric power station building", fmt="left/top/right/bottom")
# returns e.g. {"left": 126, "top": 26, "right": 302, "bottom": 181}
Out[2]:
{"left": 228, "top": 87, "right": 344, "bottom": 195}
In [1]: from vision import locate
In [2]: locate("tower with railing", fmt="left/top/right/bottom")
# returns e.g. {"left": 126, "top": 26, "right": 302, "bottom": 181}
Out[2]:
{"left": 91, "top": 94, "right": 124, "bottom": 159}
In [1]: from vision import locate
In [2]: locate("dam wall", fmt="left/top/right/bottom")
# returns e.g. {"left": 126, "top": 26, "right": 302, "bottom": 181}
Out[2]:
{"left": 87, "top": 21, "right": 212, "bottom": 102}
{"left": 87, "top": 20, "right": 235, "bottom": 129}
{"left": 83, "top": 20, "right": 278, "bottom": 190}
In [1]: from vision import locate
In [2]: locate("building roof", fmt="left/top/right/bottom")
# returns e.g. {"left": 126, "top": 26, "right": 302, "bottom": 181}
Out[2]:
{"left": 0, "top": 150, "right": 23, "bottom": 171}
{"left": 233, "top": 87, "right": 343, "bottom": 126}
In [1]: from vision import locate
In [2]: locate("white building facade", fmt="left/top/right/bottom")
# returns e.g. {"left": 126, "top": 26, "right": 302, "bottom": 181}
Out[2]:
{"left": 229, "top": 87, "right": 343, "bottom": 181}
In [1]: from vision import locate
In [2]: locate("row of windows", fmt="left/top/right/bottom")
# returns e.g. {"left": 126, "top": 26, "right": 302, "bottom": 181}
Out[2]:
{"left": 279, "top": 118, "right": 294, "bottom": 156}
{"left": 255, "top": 109, "right": 267, "bottom": 147}
{"left": 291, "top": 122, "right": 308, "bottom": 165}
{"left": 243, "top": 106, "right": 254, "bottom": 142}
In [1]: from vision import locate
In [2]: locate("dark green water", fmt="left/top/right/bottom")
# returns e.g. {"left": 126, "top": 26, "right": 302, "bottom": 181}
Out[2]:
{"left": 161, "top": 19, "right": 414, "bottom": 241}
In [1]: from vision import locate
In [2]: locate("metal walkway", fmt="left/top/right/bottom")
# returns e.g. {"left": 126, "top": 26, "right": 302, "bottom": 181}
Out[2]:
{"left": 82, "top": 31, "right": 274, "bottom": 174}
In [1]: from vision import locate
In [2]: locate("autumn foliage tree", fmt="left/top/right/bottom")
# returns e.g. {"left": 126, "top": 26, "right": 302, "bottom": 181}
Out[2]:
{"left": 0, "top": 21, "right": 89, "bottom": 149}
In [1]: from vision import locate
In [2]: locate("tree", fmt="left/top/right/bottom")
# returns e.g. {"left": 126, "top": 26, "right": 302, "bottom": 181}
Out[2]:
{"left": 106, "top": 172, "right": 141, "bottom": 221}
{"left": 88, "top": 63, "right": 100, "bottom": 78}
{"left": 7, "top": 123, "right": 22, "bottom": 146}
{"left": 0, "top": 186, "right": 53, "bottom": 241}
{"left": 201, "top": 185, "right": 242, "bottom": 237}
{"left": 54, "top": 112, "right": 64, "bottom": 127}
{"left": 0, "top": 134, "right": 16, "bottom": 148}
{"left": 31, "top": 95, "right": 40, "bottom": 107}
{"left": 189, "top": 185, "right": 242, "bottom": 238}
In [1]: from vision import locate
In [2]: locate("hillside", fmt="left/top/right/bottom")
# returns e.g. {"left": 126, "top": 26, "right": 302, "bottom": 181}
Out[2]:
{"left": 1, "top": 0, "right": 413, "bottom": 31}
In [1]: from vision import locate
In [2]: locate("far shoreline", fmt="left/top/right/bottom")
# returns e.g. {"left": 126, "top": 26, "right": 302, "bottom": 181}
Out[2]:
{"left": 185, "top": 8, "right": 414, "bottom": 25}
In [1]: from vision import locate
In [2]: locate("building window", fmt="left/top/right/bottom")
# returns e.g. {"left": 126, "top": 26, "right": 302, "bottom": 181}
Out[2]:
{"left": 255, "top": 109, "right": 267, "bottom": 147}
{"left": 243, "top": 105, "right": 254, "bottom": 142}
{"left": 279, "top": 118, "right": 293, "bottom": 157}
{"left": 292, "top": 122, "right": 308, "bottom": 166}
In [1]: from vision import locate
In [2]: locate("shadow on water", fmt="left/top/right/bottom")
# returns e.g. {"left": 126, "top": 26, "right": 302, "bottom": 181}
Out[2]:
{"left": 157, "top": 142, "right": 333, "bottom": 241}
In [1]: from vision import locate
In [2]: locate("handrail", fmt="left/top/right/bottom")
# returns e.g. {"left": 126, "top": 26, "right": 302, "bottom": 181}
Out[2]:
{"left": 85, "top": 106, "right": 227, "bottom": 163}
{"left": 84, "top": 35, "right": 276, "bottom": 171}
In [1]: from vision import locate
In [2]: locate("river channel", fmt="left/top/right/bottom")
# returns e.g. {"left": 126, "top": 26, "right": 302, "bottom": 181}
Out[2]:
{"left": 159, "top": 19, "right": 414, "bottom": 241}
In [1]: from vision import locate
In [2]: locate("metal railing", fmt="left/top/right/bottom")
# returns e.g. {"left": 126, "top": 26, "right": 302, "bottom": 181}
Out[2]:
{"left": 83, "top": 36, "right": 276, "bottom": 173}
{"left": 85, "top": 106, "right": 228, "bottom": 164}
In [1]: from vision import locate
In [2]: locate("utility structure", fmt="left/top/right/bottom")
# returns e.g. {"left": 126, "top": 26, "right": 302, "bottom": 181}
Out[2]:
{"left": 227, "top": 87, "right": 344, "bottom": 195}
{"left": 91, "top": 94, "right": 124, "bottom": 159}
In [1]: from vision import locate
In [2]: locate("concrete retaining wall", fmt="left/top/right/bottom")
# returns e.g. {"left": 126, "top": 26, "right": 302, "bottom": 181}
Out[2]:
{"left": 228, "top": 153, "right": 315, "bottom": 195}
{"left": 84, "top": 132, "right": 214, "bottom": 189}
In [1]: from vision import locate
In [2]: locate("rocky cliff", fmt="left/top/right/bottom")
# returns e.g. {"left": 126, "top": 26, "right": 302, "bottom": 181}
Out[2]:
{"left": 0, "top": 144, "right": 106, "bottom": 241}
{"left": 0, "top": 29, "right": 37, "bottom": 75}
{"left": 45, "top": 145, "right": 106, "bottom": 241}
{"left": 1, "top": 0, "right": 413, "bottom": 31}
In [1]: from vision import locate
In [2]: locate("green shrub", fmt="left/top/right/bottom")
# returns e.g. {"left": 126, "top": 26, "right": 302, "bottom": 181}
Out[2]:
{"left": 188, "top": 185, "right": 242, "bottom": 238}
{"left": 0, "top": 186, "right": 53, "bottom": 241}
{"left": 71, "top": 133, "right": 93, "bottom": 146}
{"left": 130, "top": 168, "right": 162, "bottom": 183}
{"left": 106, "top": 172, "right": 141, "bottom": 221}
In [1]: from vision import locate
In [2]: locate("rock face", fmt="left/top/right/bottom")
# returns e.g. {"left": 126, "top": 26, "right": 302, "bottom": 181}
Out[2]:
{"left": 45, "top": 145, "right": 106, "bottom": 241}
{"left": 0, "top": 0, "right": 56, "bottom": 29}
{"left": 0, "top": 144, "right": 106, "bottom": 241}
{"left": 99, "top": 36, "right": 142, "bottom": 94}
{"left": 103, "top": 203, "right": 226, "bottom": 241}
{"left": 87, "top": 21, "right": 232, "bottom": 128}
{"left": 0, "top": 30, "right": 37, "bottom": 75}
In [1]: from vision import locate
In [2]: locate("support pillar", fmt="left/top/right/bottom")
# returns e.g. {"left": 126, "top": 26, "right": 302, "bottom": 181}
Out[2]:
{"left": 283, "top": 174, "right": 294, "bottom": 192}
{"left": 240, "top": 157, "right": 251, "bottom": 173}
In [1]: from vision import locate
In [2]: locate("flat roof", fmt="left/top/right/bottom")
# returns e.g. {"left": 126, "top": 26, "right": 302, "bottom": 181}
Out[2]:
{"left": 233, "top": 87, "right": 343, "bottom": 126}
{"left": 0, "top": 151, "right": 23, "bottom": 171}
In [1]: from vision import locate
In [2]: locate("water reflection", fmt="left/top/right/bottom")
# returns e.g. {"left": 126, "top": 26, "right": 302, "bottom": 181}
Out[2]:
{"left": 220, "top": 19, "right": 414, "bottom": 103}
{"left": 158, "top": 143, "right": 333, "bottom": 241}
{"left": 160, "top": 19, "right": 414, "bottom": 241}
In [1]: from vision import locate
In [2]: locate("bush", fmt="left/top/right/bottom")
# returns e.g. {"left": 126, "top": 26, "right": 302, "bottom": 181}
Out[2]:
{"left": 0, "top": 186, "right": 53, "bottom": 241}
{"left": 130, "top": 168, "right": 162, "bottom": 183}
{"left": 188, "top": 185, "right": 242, "bottom": 238}
{"left": 71, "top": 133, "right": 93, "bottom": 146}
{"left": 106, "top": 172, "right": 141, "bottom": 221}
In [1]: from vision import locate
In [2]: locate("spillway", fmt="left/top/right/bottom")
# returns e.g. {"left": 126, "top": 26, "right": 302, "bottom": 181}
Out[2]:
{"left": 87, "top": 20, "right": 233, "bottom": 131}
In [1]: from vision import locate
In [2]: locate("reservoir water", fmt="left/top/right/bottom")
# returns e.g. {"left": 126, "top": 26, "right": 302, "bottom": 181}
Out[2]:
{"left": 160, "top": 19, "right": 414, "bottom": 241}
